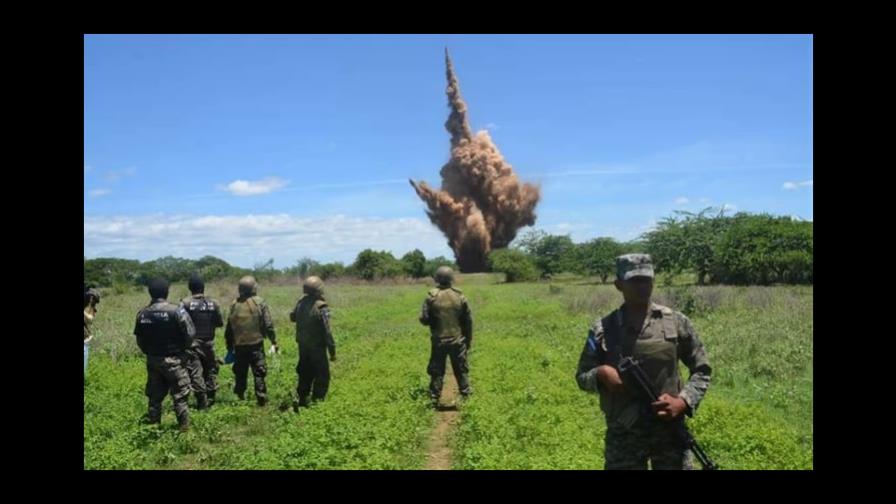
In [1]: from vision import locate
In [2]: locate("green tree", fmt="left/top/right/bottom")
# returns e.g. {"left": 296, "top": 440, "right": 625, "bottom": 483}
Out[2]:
{"left": 352, "top": 249, "right": 403, "bottom": 280}
{"left": 487, "top": 249, "right": 539, "bottom": 282}
{"left": 400, "top": 249, "right": 427, "bottom": 278}
{"left": 514, "top": 229, "right": 577, "bottom": 276}
{"left": 712, "top": 214, "right": 813, "bottom": 285}
{"left": 577, "top": 237, "right": 623, "bottom": 283}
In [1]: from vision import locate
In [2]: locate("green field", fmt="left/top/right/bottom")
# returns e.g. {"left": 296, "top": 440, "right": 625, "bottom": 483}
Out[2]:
{"left": 84, "top": 275, "right": 813, "bottom": 469}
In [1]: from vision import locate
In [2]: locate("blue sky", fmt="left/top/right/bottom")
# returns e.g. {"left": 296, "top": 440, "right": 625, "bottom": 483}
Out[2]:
{"left": 84, "top": 34, "right": 813, "bottom": 268}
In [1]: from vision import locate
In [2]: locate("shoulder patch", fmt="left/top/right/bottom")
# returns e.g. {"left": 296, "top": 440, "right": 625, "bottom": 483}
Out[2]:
{"left": 589, "top": 317, "right": 605, "bottom": 335}
{"left": 586, "top": 324, "right": 604, "bottom": 354}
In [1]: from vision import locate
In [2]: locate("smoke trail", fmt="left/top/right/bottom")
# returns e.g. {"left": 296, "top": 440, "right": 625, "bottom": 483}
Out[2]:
{"left": 410, "top": 49, "right": 540, "bottom": 272}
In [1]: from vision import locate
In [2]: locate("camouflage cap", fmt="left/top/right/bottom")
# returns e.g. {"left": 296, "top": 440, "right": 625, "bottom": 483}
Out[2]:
{"left": 616, "top": 254, "right": 655, "bottom": 280}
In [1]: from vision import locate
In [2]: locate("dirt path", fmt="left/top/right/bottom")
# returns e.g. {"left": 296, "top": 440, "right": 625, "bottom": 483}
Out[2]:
{"left": 424, "top": 367, "right": 459, "bottom": 470}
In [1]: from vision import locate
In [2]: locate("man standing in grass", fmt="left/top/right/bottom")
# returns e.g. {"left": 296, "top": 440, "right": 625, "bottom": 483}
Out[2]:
{"left": 134, "top": 278, "right": 196, "bottom": 432}
{"left": 290, "top": 276, "right": 336, "bottom": 410}
{"left": 180, "top": 273, "right": 224, "bottom": 408}
{"left": 226, "top": 275, "right": 278, "bottom": 407}
{"left": 575, "top": 254, "right": 712, "bottom": 470}
{"left": 419, "top": 266, "right": 473, "bottom": 408}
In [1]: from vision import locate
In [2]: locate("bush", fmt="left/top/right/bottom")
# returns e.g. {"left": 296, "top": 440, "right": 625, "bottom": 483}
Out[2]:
{"left": 352, "top": 249, "right": 404, "bottom": 280}
{"left": 487, "top": 249, "right": 539, "bottom": 283}
{"left": 400, "top": 249, "right": 427, "bottom": 278}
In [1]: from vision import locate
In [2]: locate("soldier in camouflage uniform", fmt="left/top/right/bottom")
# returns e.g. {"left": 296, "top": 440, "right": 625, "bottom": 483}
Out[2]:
{"left": 575, "top": 254, "right": 712, "bottom": 470}
{"left": 133, "top": 278, "right": 196, "bottom": 431}
{"left": 225, "top": 275, "right": 278, "bottom": 407}
{"left": 419, "top": 266, "right": 473, "bottom": 407}
{"left": 180, "top": 273, "right": 224, "bottom": 409}
{"left": 289, "top": 276, "right": 336, "bottom": 409}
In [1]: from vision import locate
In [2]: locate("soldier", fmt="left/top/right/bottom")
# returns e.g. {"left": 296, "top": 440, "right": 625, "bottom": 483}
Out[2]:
{"left": 133, "top": 278, "right": 196, "bottom": 431}
{"left": 575, "top": 254, "right": 712, "bottom": 470}
{"left": 289, "top": 276, "right": 336, "bottom": 409}
{"left": 180, "top": 273, "right": 224, "bottom": 409}
{"left": 225, "top": 275, "right": 278, "bottom": 407}
{"left": 84, "top": 285, "right": 101, "bottom": 379}
{"left": 419, "top": 266, "right": 473, "bottom": 408}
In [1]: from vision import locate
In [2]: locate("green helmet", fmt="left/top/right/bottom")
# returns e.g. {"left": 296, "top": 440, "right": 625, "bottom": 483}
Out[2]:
{"left": 434, "top": 266, "right": 454, "bottom": 286}
{"left": 238, "top": 275, "right": 257, "bottom": 297}
{"left": 303, "top": 276, "right": 324, "bottom": 296}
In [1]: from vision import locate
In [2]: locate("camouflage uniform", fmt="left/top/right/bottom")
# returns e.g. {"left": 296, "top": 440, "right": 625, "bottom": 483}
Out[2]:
{"left": 575, "top": 254, "right": 712, "bottom": 470}
{"left": 290, "top": 293, "right": 336, "bottom": 406}
{"left": 180, "top": 293, "right": 224, "bottom": 407}
{"left": 420, "top": 283, "right": 473, "bottom": 402}
{"left": 225, "top": 293, "right": 277, "bottom": 406}
{"left": 134, "top": 297, "right": 196, "bottom": 429}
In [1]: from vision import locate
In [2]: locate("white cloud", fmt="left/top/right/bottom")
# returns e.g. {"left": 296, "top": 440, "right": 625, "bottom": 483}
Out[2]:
{"left": 783, "top": 179, "right": 812, "bottom": 190}
{"left": 544, "top": 141, "right": 809, "bottom": 180}
{"left": 104, "top": 166, "right": 137, "bottom": 182}
{"left": 89, "top": 189, "right": 110, "bottom": 198}
{"left": 721, "top": 203, "right": 737, "bottom": 213}
{"left": 674, "top": 197, "right": 689, "bottom": 205}
{"left": 220, "top": 177, "right": 289, "bottom": 196}
{"left": 699, "top": 198, "right": 710, "bottom": 204}
{"left": 84, "top": 213, "right": 454, "bottom": 266}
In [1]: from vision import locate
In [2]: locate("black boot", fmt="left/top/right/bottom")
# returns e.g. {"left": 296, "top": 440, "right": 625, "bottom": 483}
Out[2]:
{"left": 177, "top": 415, "right": 190, "bottom": 432}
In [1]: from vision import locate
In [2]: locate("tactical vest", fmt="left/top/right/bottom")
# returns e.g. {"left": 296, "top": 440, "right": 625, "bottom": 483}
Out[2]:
{"left": 599, "top": 304, "right": 681, "bottom": 428}
{"left": 136, "top": 302, "right": 189, "bottom": 357}
{"left": 294, "top": 295, "right": 328, "bottom": 348}
{"left": 181, "top": 295, "right": 219, "bottom": 341}
{"left": 229, "top": 296, "right": 264, "bottom": 347}
{"left": 428, "top": 287, "right": 464, "bottom": 342}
